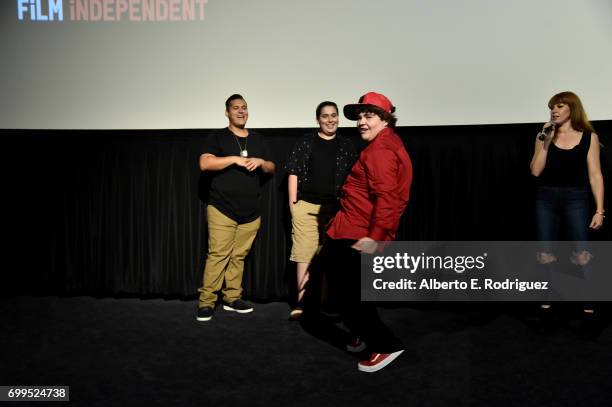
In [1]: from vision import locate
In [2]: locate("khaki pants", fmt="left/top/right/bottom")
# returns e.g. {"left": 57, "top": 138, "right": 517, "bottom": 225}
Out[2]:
{"left": 198, "top": 205, "right": 260, "bottom": 308}
{"left": 290, "top": 200, "right": 335, "bottom": 263}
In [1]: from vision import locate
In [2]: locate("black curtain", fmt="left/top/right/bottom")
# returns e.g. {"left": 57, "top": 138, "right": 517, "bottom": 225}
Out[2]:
{"left": 2, "top": 122, "right": 610, "bottom": 298}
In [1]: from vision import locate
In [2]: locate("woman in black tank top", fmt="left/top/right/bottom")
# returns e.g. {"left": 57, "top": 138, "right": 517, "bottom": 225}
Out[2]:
{"left": 529, "top": 91, "right": 605, "bottom": 335}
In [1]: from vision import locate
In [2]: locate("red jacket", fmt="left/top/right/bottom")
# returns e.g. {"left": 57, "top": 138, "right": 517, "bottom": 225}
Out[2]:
{"left": 327, "top": 127, "right": 412, "bottom": 242}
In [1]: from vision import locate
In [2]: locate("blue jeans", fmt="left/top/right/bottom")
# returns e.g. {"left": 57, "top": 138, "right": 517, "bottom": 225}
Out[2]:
{"left": 535, "top": 186, "right": 590, "bottom": 254}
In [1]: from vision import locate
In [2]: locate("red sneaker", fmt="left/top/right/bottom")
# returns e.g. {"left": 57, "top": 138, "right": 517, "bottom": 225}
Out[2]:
{"left": 358, "top": 350, "right": 404, "bottom": 372}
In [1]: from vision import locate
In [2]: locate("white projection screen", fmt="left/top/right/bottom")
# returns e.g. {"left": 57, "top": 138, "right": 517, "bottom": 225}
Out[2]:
{"left": 1, "top": 0, "right": 611, "bottom": 129}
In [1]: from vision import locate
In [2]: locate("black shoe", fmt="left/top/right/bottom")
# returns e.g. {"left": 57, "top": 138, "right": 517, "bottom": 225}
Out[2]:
{"left": 223, "top": 299, "right": 254, "bottom": 314}
{"left": 196, "top": 306, "right": 214, "bottom": 321}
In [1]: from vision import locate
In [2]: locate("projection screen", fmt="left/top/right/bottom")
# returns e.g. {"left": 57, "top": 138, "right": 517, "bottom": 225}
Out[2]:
{"left": 1, "top": 0, "right": 611, "bottom": 129}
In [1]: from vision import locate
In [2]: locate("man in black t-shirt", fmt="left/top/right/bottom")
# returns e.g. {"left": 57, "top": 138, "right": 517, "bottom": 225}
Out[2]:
{"left": 196, "top": 94, "right": 275, "bottom": 322}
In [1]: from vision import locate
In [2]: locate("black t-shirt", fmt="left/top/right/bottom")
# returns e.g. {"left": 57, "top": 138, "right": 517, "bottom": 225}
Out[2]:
{"left": 202, "top": 128, "right": 271, "bottom": 223}
{"left": 300, "top": 135, "right": 338, "bottom": 204}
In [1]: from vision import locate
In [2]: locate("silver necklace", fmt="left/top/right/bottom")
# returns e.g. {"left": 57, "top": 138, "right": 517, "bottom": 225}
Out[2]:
{"left": 232, "top": 133, "right": 248, "bottom": 157}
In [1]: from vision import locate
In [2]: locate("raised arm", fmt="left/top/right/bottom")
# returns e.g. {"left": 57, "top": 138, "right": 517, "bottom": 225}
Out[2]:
{"left": 530, "top": 133, "right": 553, "bottom": 177}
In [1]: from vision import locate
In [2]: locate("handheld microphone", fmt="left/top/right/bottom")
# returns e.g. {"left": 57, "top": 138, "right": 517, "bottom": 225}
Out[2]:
{"left": 538, "top": 122, "right": 555, "bottom": 141}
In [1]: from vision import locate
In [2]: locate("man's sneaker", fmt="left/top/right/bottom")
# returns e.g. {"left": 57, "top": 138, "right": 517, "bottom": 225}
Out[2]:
{"left": 196, "top": 307, "right": 214, "bottom": 322}
{"left": 358, "top": 350, "right": 404, "bottom": 373}
{"left": 223, "top": 299, "right": 254, "bottom": 314}
{"left": 346, "top": 337, "right": 366, "bottom": 353}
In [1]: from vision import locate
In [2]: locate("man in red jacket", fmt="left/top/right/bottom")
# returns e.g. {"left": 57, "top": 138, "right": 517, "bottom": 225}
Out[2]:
{"left": 319, "top": 92, "right": 413, "bottom": 372}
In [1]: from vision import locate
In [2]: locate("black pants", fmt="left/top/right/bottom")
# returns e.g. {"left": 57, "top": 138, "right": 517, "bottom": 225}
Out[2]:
{"left": 305, "top": 237, "right": 403, "bottom": 353}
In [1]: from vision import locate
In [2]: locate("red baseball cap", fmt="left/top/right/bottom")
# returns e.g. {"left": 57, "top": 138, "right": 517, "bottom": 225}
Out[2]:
{"left": 343, "top": 92, "right": 395, "bottom": 120}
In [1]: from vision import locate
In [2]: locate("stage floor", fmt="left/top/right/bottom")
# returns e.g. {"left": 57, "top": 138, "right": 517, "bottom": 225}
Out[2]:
{"left": 2, "top": 296, "right": 611, "bottom": 406}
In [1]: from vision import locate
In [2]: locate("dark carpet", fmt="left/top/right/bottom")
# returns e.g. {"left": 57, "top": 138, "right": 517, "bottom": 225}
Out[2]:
{"left": 2, "top": 297, "right": 611, "bottom": 406}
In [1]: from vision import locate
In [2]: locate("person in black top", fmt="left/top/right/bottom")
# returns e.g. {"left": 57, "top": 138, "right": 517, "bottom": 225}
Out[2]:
{"left": 530, "top": 91, "right": 604, "bottom": 333}
{"left": 285, "top": 101, "right": 357, "bottom": 320}
{"left": 196, "top": 94, "right": 275, "bottom": 322}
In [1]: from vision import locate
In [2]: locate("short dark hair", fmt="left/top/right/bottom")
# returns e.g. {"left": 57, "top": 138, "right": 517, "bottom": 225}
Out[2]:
{"left": 225, "top": 94, "right": 246, "bottom": 111}
{"left": 316, "top": 101, "right": 338, "bottom": 118}
{"left": 355, "top": 105, "right": 397, "bottom": 128}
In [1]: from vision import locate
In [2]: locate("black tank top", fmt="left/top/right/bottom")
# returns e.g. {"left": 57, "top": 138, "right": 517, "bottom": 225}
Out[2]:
{"left": 538, "top": 131, "right": 591, "bottom": 188}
